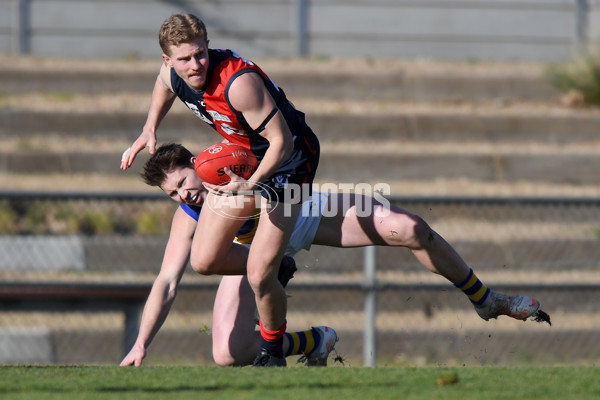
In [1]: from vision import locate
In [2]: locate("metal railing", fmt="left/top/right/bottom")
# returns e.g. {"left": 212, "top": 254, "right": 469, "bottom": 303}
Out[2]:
{"left": 5, "top": 0, "right": 593, "bottom": 60}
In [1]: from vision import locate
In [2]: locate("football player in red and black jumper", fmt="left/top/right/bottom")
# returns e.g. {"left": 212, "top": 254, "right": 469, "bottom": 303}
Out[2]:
{"left": 121, "top": 13, "right": 319, "bottom": 367}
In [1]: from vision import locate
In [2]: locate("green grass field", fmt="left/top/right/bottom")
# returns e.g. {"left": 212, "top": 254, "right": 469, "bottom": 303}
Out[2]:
{"left": 1, "top": 365, "right": 599, "bottom": 400}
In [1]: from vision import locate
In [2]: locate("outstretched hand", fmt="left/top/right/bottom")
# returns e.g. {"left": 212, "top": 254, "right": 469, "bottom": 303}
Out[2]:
{"left": 120, "top": 130, "right": 157, "bottom": 171}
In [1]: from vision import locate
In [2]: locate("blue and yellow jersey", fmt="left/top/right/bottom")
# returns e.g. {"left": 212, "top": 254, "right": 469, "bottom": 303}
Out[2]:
{"left": 179, "top": 204, "right": 259, "bottom": 244}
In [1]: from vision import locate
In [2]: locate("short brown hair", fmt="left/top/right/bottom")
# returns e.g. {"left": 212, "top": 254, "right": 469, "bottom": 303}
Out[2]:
{"left": 141, "top": 143, "right": 194, "bottom": 187}
{"left": 159, "top": 13, "right": 208, "bottom": 55}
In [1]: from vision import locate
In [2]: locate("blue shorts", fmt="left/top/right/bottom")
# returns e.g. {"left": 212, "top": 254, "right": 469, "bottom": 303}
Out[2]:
{"left": 233, "top": 192, "right": 329, "bottom": 256}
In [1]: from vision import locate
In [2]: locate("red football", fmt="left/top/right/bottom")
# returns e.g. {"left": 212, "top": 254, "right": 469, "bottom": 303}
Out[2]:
{"left": 194, "top": 143, "right": 258, "bottom": 185}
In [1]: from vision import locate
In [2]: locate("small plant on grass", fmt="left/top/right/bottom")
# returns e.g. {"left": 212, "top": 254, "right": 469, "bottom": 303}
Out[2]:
{"left": 0, "top": 201, "right": 18, "bottom": 234}
{"left": 136, "top": 212, "right": 164, "bottom": 235}
{"left": 545, "top": 47, "right": 600, "bottom": 106}
{"left": 21, "top": 203, "right": 49, "bottom": 234}
{"left": 79, "top": 210, "right": 114, "bottom": 235}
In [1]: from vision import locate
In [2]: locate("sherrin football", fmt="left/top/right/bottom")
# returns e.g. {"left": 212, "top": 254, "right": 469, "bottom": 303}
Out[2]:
{"left": 194, "top": 143, "right": 258, "bottom": 185}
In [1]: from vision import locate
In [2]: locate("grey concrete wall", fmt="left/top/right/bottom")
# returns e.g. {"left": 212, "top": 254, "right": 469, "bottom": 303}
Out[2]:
{"left": 0, "top": 235, "right": 85, "bottom": 271}
{"left": 0, "top": 0, "right": 596, "bottom": 62}
{"left": 0, "top": 327, "right": 55, "bottom": 363}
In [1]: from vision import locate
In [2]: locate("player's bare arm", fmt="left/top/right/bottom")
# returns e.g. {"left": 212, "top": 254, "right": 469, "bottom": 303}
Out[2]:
{"left": 204, "top": 72, "right": 294, "bottom": 193}
{"left": 121, "top": 64, "right": 176, "bottom": 170}
{"left": 120, "top": 207, "right": 196, "bottom": 366}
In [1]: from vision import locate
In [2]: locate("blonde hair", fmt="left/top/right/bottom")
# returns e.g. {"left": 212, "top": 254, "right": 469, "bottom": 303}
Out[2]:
{"left": 159, "top": 13, "right": 208, "bottom": 55}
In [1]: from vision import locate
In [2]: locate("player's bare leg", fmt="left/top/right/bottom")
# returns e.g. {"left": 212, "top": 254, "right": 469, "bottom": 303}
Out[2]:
{"left": 313, "top": 193, "right": 547, "bottom": 323}
{"left": 212, "top": 275, "right": 260, "bottom": 366}
{"left": 247, "top": 198, "right": 301, "bottom": 366}
{"left": 189, "top": 191, "right": 256, "bottom": 276}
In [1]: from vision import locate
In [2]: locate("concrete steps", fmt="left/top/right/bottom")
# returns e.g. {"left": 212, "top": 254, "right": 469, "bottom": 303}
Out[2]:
{"left": 3, "top": 135, "right": 600, "bottom": 185}
{"left": 0, "top": 57, "right": 557, "bottom": 102}
{"left": 4, "top": 105, "right": 600, "bottom": 143}
{"left": 3, "top": 102, "right": 600, "bottom": 195}
{"left": 3, "top": 56, "right": 599, "bottom": 196}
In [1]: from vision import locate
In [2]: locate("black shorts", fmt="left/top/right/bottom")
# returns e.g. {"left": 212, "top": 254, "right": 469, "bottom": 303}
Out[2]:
{"left": 261, "top": 128, "right": 320, "bottom": 203}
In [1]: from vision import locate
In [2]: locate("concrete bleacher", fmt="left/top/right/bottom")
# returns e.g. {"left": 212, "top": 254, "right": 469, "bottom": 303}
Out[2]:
{"left": 2, "top": 56, "right": 600, "bottom": 195}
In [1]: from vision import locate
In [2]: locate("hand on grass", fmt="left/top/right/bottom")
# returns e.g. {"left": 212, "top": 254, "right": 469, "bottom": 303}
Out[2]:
{"left": 120, "top": 344, "right": 146, "bottom": 367}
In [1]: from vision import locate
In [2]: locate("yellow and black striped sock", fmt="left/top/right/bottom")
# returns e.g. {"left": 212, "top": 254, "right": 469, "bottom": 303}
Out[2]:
{"left": 454, "top": 268, "right": 490, "bottom": 306}
{"left": 284, "top": 327, "right": 321, "bottom": 357}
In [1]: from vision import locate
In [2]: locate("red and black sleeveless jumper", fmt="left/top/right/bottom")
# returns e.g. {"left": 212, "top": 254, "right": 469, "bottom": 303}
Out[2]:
{"left": 171, "top": 49, "right": 319, "bottom": 198}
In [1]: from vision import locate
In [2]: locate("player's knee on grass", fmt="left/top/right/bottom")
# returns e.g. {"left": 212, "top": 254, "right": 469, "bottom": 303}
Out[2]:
{"left": 213, "top": 337, "right": 255, "bottom": 366}
{"left": 213, "top": 346, "right": 236, "bottom": 366}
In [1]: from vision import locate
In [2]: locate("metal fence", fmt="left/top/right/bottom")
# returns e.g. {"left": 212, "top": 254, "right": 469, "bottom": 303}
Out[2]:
{"left": 1, "top": 0, "right": 597, "bottom": 61}
{"left": 1, "top": 192, "right": 600, "bottom": 366}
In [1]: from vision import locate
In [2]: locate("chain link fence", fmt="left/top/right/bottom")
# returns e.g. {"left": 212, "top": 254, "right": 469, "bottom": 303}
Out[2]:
{"left": 1, "top": 192, "right": 599, "bottom": 366}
